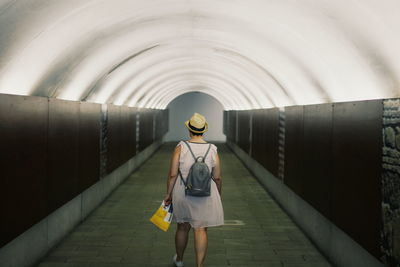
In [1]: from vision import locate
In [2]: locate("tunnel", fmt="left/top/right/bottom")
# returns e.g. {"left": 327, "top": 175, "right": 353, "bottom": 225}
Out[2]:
{"left": 0, "top": 1, "right": 399, "bottom": 266}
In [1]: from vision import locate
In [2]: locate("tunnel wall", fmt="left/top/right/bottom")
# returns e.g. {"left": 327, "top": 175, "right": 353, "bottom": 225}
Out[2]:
{"left": 224, "top": 99, "right": 387, "bottom": 267}
{"left": 0, "top": 93, "right": 168, "bottom": 266}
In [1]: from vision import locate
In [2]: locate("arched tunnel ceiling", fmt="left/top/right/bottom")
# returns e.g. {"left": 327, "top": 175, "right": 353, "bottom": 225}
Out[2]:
{"left": 0, "top": 0, "right": 399, "bottom": 110}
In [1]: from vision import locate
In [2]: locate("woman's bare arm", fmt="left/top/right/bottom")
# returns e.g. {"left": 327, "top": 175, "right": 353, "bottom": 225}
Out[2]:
{"left": 212, "top": 152, "right": 222, "bottom": 195}
{"left": 164, "top": 145, "right": 181, "bottom": 205}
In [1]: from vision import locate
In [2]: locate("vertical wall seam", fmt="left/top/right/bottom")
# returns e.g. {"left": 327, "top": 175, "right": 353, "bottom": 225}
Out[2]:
{"left": 330, "top": 103, "right": 334, "bottom": 232}
{"left": 136, "top": 111, "right": 140, "bottom": 154}
{"left": 278, "top": 107, "right": 285, "bottom": 181}
{"left": 78, "top": 102, "right": 82, "bottom": 222}
{"left": 235, "top": 110, "right": 239, "bottom": 143}
{"left": 249, "top": 111, "right": 253, "bottom": 157}
{"left": 45, "top": 97, "right": 50, "bottom": 246}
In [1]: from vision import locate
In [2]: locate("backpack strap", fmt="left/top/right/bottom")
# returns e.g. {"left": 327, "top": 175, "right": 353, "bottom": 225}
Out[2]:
{"left": 178, "top": 142, "right": 189, "bottom": 187}
{"left": 183, "top": 141, "right": 212, "bottom": 162}
{"left": 183, "top": 141, "right": 197, "bottom": 161}
{"left": 178, "top": 169, "right": 187, "bottom": 187}
{"left": 203, "top": 144, "right": 212, "bottom": 161}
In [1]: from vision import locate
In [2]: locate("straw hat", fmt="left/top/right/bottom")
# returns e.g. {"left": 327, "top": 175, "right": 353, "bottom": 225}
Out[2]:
{"left": 185, "top": 112, "right": 209, "bottom": 133}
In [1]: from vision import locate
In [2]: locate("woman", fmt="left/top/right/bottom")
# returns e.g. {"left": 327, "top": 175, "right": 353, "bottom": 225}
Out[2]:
{"left": 164, "top": 112, "right": 224, "bottom": 267}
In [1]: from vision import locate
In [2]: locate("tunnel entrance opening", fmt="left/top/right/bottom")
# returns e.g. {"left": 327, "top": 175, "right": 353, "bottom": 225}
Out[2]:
{"left": 164, "top": 91, "right": 226, "bottom": 143}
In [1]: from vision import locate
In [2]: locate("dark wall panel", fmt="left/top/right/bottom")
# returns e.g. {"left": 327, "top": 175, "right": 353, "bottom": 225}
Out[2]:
{"left": 154, "top": 110, "right": 160, "bottom": 140}
{"left": 284, "top": 106, "right": 304, "bottom": 196}
{"left": 251, "top": 109, "right": 265, "bottom": 166}
{"left": 165, "top": 109, "right": 169, "bottom": 134}
{"left": 251, "top": 108, "right": 279, "bottom": 177}
{"left": 126, "top": 107, "right": 137, "bottom": 159}
{"left": 149, "top": 110, "right": 154, "bottom": 146}
{"left": 138, "top": 110, "right": 146, "bottom": 151}
{"left": 158, "top": 109, "right": 169, "bottom": 140}
{"left": 262, "top": 108, "right": 279, "bottom": 177}
{"left": 332, "top": 100, "right": 382, "bottom": 257}
{"left": 302, "top": 104, "right": 333, "bottom": 219}
{"left": 156, "top": 109, "right": 168, "bottom": 140}
{"left": 237, "top": 110, "right": 251, "bottom": 154}
{"left": 227, "top": 111, "right": 237, "bottom": 142}
{"left": 139, "top": 109, "right": 154, "bottom": 151}
{"left": 107, "top": 104, "right": 122, "bottom": 174}
{"left": 0, "top": 94, "right": 48, "bottom": 248}
{"left": 223, "top": 111, "right": 228, "bottom": 135}
{"left": 47, "top": 98, "right": 79, "bottom": 214}
{"left": 78, "top": 102, "right": 101, "bottom": 192}
{"left": 120, "top": 106, "right": 130, "bottom": 163}
{"left": 155, "top": 109, "right": 164, "bottom": 141}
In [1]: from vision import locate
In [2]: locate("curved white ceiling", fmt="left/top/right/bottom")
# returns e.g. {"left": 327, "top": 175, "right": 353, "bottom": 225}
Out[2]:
{"left": 0, "top": 0, "right": 399, "bottom": 110}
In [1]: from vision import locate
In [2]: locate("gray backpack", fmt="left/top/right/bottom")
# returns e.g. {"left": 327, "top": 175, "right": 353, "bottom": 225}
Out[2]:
{"left": 179, "top": 141, "right": 213, "bottom": 197}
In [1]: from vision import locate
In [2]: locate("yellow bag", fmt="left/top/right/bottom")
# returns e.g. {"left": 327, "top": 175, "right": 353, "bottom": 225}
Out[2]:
{"left": 150, "top": 201, "right": 173, "bottom": 232}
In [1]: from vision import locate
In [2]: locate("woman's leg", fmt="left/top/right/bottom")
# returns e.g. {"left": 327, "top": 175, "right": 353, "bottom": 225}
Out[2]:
{"left": 193, "top": 227, "right": 208, "bottom": 267}
{"left": 175, "top": 222, "right": 191, "bottom": 261}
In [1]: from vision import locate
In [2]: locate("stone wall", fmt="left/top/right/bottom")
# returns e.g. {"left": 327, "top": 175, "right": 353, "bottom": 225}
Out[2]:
{"left": 382, "top": 99, "right": 400, "bottom": 266}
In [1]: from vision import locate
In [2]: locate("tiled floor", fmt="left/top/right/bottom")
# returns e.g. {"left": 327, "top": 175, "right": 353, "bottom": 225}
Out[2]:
{"left": 36, "top": 143, "right": 332, "bottom": 267}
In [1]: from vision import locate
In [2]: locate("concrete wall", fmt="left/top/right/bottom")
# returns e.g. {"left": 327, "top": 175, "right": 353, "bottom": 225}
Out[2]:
{"left": 0, "top": 94, "right": 167, "bottom": 250}
{"left": 225, "top": 101, "right": 385, "bottom": 263}
{"left": 0, "top": 140, "right": 163, "bottom": 267}
{"left": 164, "top": 92, "right": 226, "bottom": 142}
{"left": 227, "top": 141, "right": 384, "bottom": 267}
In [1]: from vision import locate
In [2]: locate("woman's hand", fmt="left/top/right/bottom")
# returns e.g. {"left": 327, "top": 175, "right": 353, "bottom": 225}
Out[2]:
{"left": 164, "top": 193, "right": 172, "bottom": 206}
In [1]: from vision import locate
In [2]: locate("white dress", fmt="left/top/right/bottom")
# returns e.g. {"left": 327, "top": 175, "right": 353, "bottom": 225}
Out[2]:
{"left": 172, "top": 141, "right": 224, "bottom": 228}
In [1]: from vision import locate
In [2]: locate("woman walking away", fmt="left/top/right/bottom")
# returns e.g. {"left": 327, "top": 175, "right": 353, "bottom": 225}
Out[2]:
{"left": 164, "top": 112, "right": 224, "bottom": 267}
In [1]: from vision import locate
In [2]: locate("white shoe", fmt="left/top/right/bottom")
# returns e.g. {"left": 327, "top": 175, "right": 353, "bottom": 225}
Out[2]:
{"left": 173, "top": 254, "right": 184, "bottom": 267}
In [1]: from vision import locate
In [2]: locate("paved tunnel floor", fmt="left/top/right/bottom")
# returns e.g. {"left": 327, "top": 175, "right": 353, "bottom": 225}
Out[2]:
{"left": 37, "top": 143, "right": 332, "bottom": 267}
